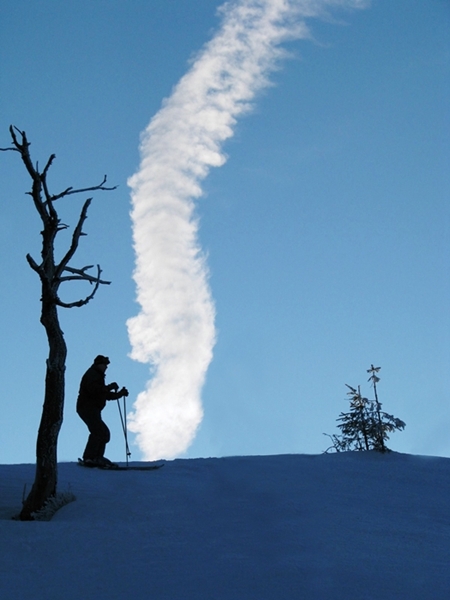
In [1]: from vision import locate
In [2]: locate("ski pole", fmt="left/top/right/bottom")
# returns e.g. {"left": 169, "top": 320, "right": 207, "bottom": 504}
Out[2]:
{"left": 123, "top": 394, "right": 131, "bottom": 465}
{"left": 117, "top": 398, "right": 131, "bottom": 466}
{"left": 117, "top": 398, "right": 131, "bottom": 465}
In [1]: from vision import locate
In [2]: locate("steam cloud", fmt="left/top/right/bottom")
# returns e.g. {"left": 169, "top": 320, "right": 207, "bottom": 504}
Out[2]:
{"left": 127, "top": 0, "right": 367, "bottom": 460}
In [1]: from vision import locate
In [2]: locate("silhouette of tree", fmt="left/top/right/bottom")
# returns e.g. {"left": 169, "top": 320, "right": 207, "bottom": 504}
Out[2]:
{"left": 324, "top": 366, "right": 405, "bottom": 454}
{"left": 1, "top": 126, "right": 116, "bottom": 519}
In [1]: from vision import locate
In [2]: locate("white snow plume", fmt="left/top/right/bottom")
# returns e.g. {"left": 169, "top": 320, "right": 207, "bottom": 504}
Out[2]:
{"left": 127, "top": 0, "right": 368, "bottom": 460}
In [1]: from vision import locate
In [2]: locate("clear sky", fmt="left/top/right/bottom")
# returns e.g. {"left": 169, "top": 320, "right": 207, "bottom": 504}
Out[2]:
{"left": 0, "top": 0, "right": 449, "bottom": 464}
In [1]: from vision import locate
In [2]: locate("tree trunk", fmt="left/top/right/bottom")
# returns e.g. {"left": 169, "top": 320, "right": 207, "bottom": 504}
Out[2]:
{"left": 19, "top": 297, "right": 67, "bottom": 520}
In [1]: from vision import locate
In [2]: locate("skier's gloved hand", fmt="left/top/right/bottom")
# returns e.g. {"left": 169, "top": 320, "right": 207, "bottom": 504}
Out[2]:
{"left": 119, "top": 387, "right": 129, "bottom": 398}
{"left": 108, "top": 382, "right": 119, "bottom": 392}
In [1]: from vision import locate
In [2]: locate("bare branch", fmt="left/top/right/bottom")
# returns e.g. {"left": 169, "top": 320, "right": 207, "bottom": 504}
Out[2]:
{"left": 9, "top": 125, "right": 24, "bottom": 149}
{"left": 58, "top": 264, "right": 111, "bottom": 286}
{"left": 55, "top": 198, "right": 91, "bottom": 278}
{"left": 42, "top": 154, "right": 56, "bottom": 178}
{"left": 49, "top": 175, "right": 117, "bottom": 202}
{"left": 7, "top": 126, "right": 35, "bottom": 179}
{"left": 5, "top": 126, "right": 117, "bottom": 220}
{"left": 41, "top": 154, "right": 57, "bottom": 209}
{"left": 0, "top": 126, "right": 22, "bottom": 152}
{"left": 4, "top": 126, "right": 49, "bottom": 224}
{"left": 26, "top": 253, "right": 43, "bottom": 275}
{"left": 55, "top": 265, "right": 110, "bottom": 309}
{"left": 49, "top": 186, "right": 73, "bottom": 201}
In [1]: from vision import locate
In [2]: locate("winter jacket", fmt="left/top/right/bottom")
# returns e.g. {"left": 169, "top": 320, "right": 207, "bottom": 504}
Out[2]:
{"left": 76, "top": 364, "right": 122, "bottom": 412}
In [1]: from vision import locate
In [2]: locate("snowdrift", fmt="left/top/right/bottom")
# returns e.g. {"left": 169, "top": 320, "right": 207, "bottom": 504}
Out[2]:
{"left": 1, "top": 452, "right": 449, "bottom": 599}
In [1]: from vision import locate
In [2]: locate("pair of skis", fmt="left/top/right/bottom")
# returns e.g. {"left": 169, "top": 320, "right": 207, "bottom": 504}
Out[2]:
{"left": 77, "top": 458, "right": 164, "bottom": 471}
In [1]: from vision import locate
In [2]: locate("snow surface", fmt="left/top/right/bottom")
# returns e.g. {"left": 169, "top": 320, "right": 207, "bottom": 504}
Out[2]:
{"left": 1, "top": 452, "right": 450, "bottom": 599}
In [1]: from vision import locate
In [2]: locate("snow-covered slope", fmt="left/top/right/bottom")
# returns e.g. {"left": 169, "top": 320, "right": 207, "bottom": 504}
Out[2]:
{"left": 1, "top": 452, "right": 450, "bottom": 599}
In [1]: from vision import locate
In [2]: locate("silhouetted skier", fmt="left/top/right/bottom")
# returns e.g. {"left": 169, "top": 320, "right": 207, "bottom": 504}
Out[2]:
{"left": 77, "top": 355, "right": 128, "bottom": 469}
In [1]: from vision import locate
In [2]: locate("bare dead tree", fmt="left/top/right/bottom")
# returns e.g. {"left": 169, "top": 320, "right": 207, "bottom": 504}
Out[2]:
{"left": 1, "top": 126, "right": 116, "bottom": 520}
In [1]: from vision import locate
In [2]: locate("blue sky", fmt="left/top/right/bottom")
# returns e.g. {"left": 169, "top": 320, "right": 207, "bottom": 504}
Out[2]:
{"left": 0, "top": 0, "right": 449, "bottom": 464}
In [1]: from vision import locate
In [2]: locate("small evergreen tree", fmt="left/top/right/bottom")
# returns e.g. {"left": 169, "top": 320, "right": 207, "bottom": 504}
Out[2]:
{"left": 324, "top": 365, "right": 405, "bottom": 453}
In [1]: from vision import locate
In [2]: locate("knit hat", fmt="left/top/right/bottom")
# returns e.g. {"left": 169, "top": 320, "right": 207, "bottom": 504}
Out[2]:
{"left": 94, "top": 355, "right": 110, "bottom": 365}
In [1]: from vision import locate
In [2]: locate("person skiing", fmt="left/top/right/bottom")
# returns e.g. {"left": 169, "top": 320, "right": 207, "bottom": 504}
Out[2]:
{"left": 77, "top": 355, "right": 129, "bottom": 469}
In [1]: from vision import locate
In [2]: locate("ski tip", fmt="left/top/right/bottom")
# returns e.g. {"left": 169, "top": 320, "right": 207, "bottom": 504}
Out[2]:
{"left": 118, "top": 461, "right": 165, "bottom": 471}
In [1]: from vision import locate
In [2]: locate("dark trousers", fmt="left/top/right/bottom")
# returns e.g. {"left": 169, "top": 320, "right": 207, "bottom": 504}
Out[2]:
{"left": 77, "top": 407, "right": 110, "bottom": 460}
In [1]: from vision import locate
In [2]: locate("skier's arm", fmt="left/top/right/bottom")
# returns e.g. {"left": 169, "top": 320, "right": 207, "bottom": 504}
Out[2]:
{"left": 106, "top": 386, "right": 129, "bottom": 401}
